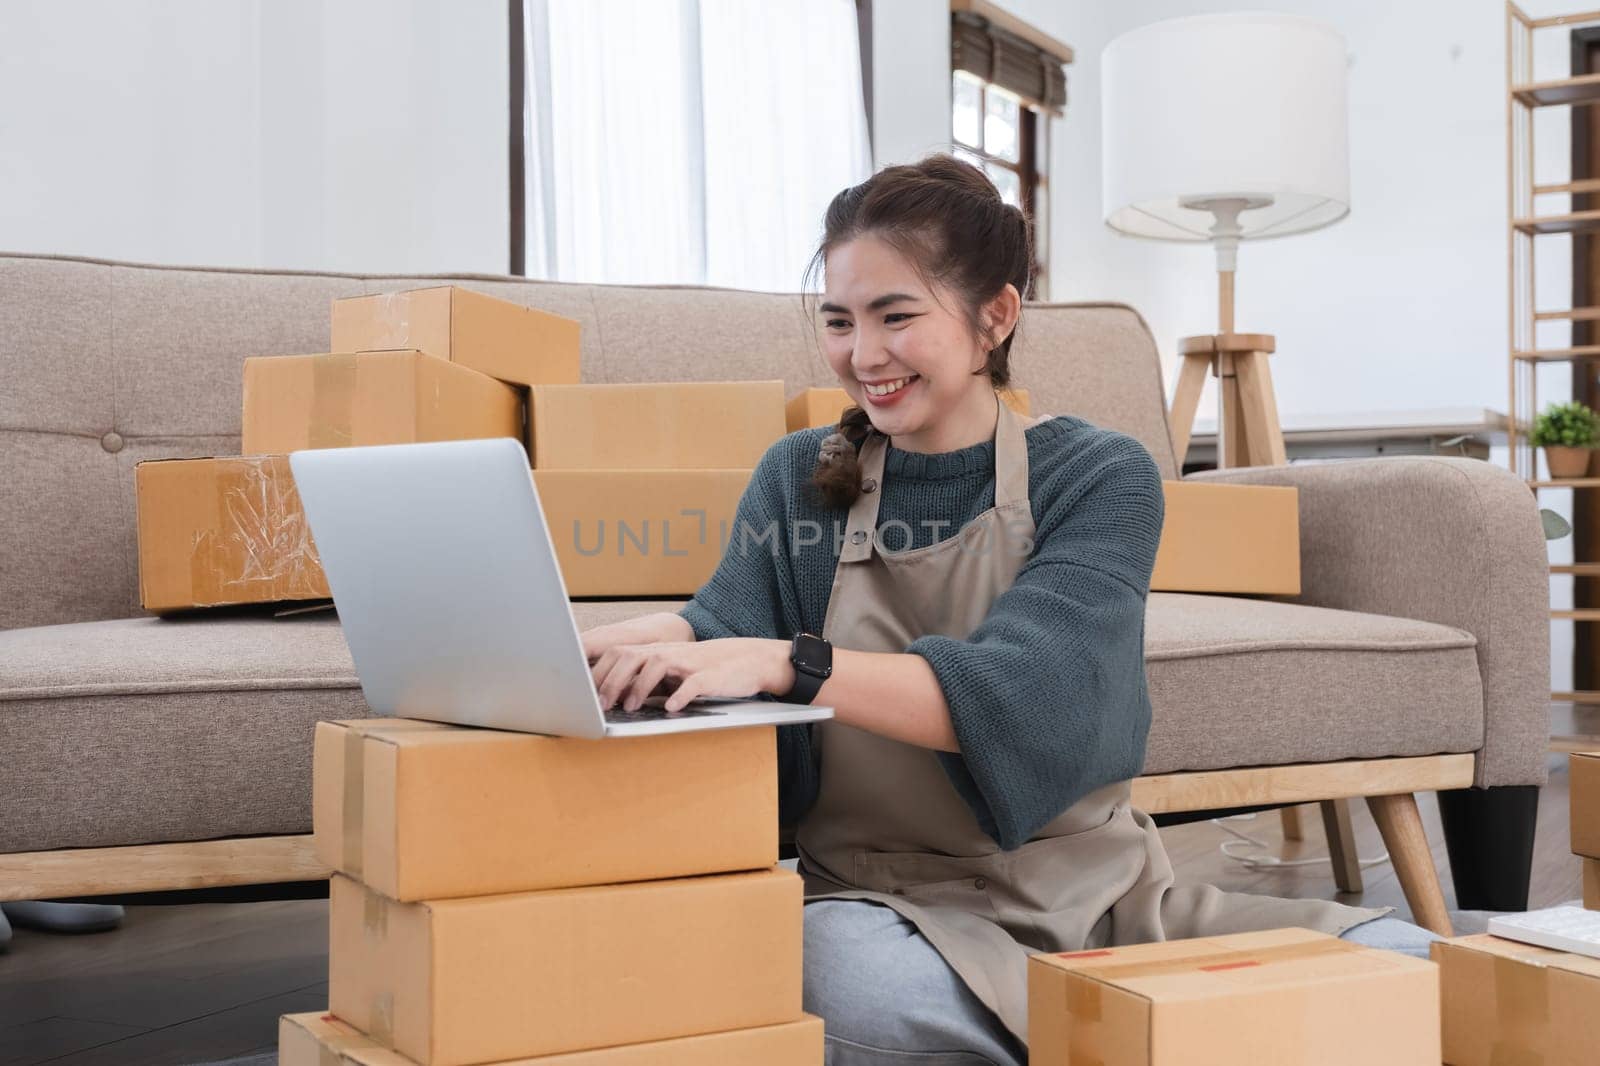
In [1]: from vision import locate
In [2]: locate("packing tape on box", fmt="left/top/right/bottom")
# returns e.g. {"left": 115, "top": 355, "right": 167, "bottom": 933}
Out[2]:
{"left": 311, "top": 354, "right": 358, "bottom": 449}
{"left": 370, "top": 291, "right": 411, "bottom": 349}
{"left": 1488, "top": 947, "right": 1551, "bottom": 1066}
{"left": 187, "top": 458, "right": 324, "bottom": 605}
{"left": 338, "top": 720, "right": 438, "bottom": 878}
{"left": 1054, "top": 937, "right": 1361, "bottom": 1066}
{"left": 342, "top": 724, "right": 366, "bottom": 877}
{"left": 363, "top": 886, "right": 388, "bottom": 939}
{"left": 369, "top": 992, "right": 396, "bottom": 1047}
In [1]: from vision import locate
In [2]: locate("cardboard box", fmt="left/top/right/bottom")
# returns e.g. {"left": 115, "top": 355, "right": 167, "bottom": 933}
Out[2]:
{"left": 1573, "top": 751, "right": 1600, "bottom": 859}
{"left": 529, "top": 382, "right": 785, "bottom": 469}
{"left": 329, "top": 868, "right": 802, "bottom": 1066}
{"left": 313, "top": 718, "right": 776, "bottom": 902}
{"left": 784, "top": 385, "right": 1030, "bottom": 432}
{"left": 1434, "top": 933, "right": 1600, "bottom": 1066}
{"left": 1585, "top": 857, "right": 1599, "bottom": 910}
{"left": 1151, "top": 481, "right": 1300, "bottom": 595}
{"left": 242, "top": 350, "right": 522, "bottom": 455}
{"left": 278, "top": 1012, "right": 824, "bottom": 1066}
{"left": 1029, "top": 927, "right": 1438, "bottom": 1066}
{"left": 136, "top": 455, "right": 328, "bottom": 612}
{"left": 331, "top": 286, "right": 581, "bottom": 388}
{"left": 533, "top": 468, "right": 750, "bottom": 596}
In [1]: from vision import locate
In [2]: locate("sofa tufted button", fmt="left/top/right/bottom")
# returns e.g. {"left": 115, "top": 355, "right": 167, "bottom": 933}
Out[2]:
{"left": 973, "top": 877, "right": 987, "bottom": 890}
{"left": 850, "top": 530, "right": 868, "bottom": 545}
{"left": 892, "top": 887, "right": 906, "bottom": 896}
{"left": 861, "top": 477, "right": 877, "bottom": 493}
{"left": 100, "top": 431, "right": 124, "bottom": 453}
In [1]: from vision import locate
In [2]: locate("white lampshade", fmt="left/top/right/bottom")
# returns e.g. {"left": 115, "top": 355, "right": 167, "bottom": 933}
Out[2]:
{"left": 1101, "top": 12, "right": 1349, "bottom": 242}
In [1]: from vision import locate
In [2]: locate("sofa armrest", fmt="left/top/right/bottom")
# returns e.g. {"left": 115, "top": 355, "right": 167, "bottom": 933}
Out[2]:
{"left": 1184, "top": 456, "right": 1549, "bottom": 789}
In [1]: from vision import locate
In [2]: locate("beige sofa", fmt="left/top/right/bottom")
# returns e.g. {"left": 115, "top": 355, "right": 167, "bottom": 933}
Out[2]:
{"left": 0, "top": 252, "right": 1549, "bottom": 925}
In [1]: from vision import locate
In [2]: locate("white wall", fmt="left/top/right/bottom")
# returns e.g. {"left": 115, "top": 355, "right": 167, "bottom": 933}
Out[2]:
{"left": 869, "top": 0, "right": 953, "bottom": 168}
{"left": 0, "top": 0, "right": 506, "bottom": 274}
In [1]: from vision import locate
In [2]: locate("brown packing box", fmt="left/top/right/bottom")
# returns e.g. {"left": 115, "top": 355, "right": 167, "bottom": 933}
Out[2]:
{"left": 1572, "top": 751, "right": 1600, "bottom": 859}
{"left": 528, "top": 382, "right": 785, "bottom": 469}
{"left": 242, "top": 350, "right": 522, "bottom": 456}
{"left": 329, "top": 868, "right": 803, "bottom": 1066}
{"left": 784, "top": 385, "right": 1030, "bottom": 432}
{"left": 1152, "top": 481, "right": 1300, "bottom": 595}
{"left": 1434, "top": 933, "right": 1600, "bottom": 1065}
{"left": 277, "top": 1012, "right": 824, "bottom": 1066}
{"left": 1585, "top": 857, "right": 1600, "bottom": 910}
{"left": 135, "top": 455, "right": 328, "bottom": 612}
{"left": 1028, "top": 927, "right": 1438, "bottom": 1066}
{"left": 533, "top": 468, "right": 749, "bottom": 596}
{"left": 331, "top": 286, "right": 581, "bottom": 388}
{"left": 313, "top": 718, "right": 776, "bottom": 902}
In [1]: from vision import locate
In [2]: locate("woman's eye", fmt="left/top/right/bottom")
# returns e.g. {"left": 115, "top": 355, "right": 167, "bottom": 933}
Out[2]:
{"left": 825, "top": 318, "right": 851, "bottom": 330}
{"left": 885, "top": 313, "right": 913, "bottom": 325}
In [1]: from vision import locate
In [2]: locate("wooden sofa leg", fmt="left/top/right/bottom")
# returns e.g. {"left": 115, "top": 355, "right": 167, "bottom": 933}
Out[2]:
{"left": 1279, "top": 804, "right": 1305, "bottom": 841}
{"left": 1320, "top": 799, "right": 1364, "bottom": 894}
{"left": 1366, "top": 792, "right": 1453, "bottom": 936}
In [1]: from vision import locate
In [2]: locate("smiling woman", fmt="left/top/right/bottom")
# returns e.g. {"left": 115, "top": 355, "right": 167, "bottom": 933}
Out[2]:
{"left": 578, "top": 155, "right": 1432, "bottom": 1066}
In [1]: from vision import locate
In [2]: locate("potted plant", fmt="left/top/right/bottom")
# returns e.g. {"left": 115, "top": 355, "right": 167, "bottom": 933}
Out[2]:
{"left": 1531, "top": 401, "right": 1600, "bottom": 479}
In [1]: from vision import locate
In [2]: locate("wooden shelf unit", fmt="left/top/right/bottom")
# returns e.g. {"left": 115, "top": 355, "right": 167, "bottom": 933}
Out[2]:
{"left": 1508, "top": 5, "right": 1600, "bottom": 710}
{"left": 1513, "top": 208, "right": 1600, "bottom": 233}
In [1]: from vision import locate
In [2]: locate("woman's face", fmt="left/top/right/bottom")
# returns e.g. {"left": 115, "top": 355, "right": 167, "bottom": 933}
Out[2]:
{"left": 820, "top": 235, "right": 1010, "bottom": 453}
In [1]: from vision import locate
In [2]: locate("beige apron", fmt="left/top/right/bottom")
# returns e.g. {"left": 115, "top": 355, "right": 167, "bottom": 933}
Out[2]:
{"left": 793, "top": 397, "right": 1388, "bottom": 1044}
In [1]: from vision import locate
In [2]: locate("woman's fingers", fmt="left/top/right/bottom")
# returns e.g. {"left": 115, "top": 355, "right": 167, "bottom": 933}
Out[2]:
{"left": 663, "top": 671, "right": 705, "bottom": 713}
{"left": 593, "top": 645, "right": 644, "bottom": 709}
{"left": 623, "top": 657, "right": 672, "bottom": 711}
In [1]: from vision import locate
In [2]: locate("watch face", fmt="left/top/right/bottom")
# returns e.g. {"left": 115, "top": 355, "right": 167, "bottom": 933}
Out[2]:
{"left": 793, "top": 632, "right": 833, "bottom": 677}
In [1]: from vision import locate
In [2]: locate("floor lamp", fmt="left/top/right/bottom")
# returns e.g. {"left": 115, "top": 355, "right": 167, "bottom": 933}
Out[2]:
{"left": 1101, "top": 12, "right": 1351, "bottom": 470}
{"left": 1102, "top": 13, "right": 1360, "bottom": 871}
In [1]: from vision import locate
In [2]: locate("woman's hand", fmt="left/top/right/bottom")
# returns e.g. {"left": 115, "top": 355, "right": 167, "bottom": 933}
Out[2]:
{"left": 590, "top": 637, "right": 794, "bottom": 713}
{"left": 579, "top": 612, "right": 694, "bottom": 665}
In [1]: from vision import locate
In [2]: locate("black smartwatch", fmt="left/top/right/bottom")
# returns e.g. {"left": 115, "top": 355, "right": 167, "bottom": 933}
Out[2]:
{"left": 781, "top": 632, "right": 833, "bottom": 704}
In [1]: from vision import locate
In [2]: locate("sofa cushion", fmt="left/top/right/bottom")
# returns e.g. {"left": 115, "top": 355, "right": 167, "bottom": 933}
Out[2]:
{"left": 1141, "top": 592, "right": 1482, "bottom": 775}
{"left": 0, "top": 594, "right": 1482, "bottom": 852}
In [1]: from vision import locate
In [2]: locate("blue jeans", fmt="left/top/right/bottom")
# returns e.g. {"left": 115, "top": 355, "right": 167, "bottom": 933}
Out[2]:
{"left": 803, "top": 901, "right": 1439, "bottom": 1065}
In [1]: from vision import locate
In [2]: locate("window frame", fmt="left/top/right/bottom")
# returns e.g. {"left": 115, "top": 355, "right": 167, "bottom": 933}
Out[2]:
{"left": 951, "top": 71, "right": 1049, "bottom": 299}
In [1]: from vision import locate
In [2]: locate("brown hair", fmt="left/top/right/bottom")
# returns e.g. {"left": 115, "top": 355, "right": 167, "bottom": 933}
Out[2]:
{"left": 804, "top": 154, "right": 1034, "bottom": 510}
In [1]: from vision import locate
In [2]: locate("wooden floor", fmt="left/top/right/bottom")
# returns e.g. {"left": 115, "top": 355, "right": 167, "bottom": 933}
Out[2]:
{"left": 0, "top": 754, "right": 1584, "bottom": 1065}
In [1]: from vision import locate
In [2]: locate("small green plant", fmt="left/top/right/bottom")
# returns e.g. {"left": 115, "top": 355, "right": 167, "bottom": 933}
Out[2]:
{"left": 1531, "top": 401, "right": 1600, "bottom": 448}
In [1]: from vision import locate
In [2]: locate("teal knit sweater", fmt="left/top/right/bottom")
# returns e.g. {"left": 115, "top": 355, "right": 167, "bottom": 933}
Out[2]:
{"left": 677, "top": 415, "right": 1165, "bottom": 851}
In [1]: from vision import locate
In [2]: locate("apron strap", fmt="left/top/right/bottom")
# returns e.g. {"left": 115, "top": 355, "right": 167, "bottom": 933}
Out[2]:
{"left": 993, "top": 396, "right": 1031, "bottom": 509}
{"left": 838, "top": 430, "right": 888, "bottom": 563}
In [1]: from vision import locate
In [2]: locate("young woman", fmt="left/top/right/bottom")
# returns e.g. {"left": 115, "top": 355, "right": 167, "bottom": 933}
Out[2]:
{"left": 582, "top": 155, "right": 1438, "bottom": 1066}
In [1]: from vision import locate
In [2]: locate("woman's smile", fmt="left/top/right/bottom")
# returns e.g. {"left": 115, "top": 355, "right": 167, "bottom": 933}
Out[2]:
{"left": 861, "top": 374, "right": 920, "bottom": 405}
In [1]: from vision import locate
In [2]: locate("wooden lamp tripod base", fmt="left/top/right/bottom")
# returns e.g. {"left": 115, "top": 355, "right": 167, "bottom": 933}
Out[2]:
{"left": 1169, "top": 331, "right": 1286, "bottom": 469}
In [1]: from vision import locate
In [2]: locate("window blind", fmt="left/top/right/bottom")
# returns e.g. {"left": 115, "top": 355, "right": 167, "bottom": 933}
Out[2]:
{"left": 950, "top": 10, "right": 1067, "bottom": 114}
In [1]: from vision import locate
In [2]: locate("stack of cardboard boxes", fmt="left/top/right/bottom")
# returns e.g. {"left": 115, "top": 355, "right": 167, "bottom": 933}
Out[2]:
{"left": 278, "top": 718, "right": 821, "bottom": 1064}
{"left": 134, "top": 285, "right": 788, "bottom": 610}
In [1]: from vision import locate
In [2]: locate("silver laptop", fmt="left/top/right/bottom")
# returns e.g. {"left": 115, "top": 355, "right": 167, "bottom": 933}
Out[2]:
{"left": 289, "top": 437, "right": 833, "bottom": 738}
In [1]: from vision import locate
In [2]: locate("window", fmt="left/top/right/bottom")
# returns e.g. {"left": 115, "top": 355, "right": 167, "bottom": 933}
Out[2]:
{"left": 952, "top": 71, "right": 1048, "bottom": 298}
{"left": 949, "top": 6, "right": 1069, "bottom": 299}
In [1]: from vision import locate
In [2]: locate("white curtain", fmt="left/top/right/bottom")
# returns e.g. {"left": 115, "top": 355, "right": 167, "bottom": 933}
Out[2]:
{"left": 526, "top": 0, "right": 873, "bottom": 291}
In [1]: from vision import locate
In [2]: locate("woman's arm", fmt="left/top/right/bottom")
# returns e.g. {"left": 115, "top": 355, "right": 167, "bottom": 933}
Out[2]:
{"left": 763, "top": 645, "right": 959, "bottom": 751}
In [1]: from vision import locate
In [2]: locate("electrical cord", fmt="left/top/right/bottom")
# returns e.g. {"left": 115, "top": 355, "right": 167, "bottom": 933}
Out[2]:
{"left": 1210, "top": 812, "right": 1391, "bottom": 871}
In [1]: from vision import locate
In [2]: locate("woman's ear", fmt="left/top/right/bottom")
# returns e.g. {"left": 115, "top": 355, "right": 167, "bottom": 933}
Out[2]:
{"left": 980, "top": 284, "right": 1023, "bottom": 350}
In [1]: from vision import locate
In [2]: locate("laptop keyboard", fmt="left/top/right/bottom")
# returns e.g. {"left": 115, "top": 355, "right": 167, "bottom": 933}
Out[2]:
{"left": 604, "top": 705, "right": 727, "bottom": 723}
